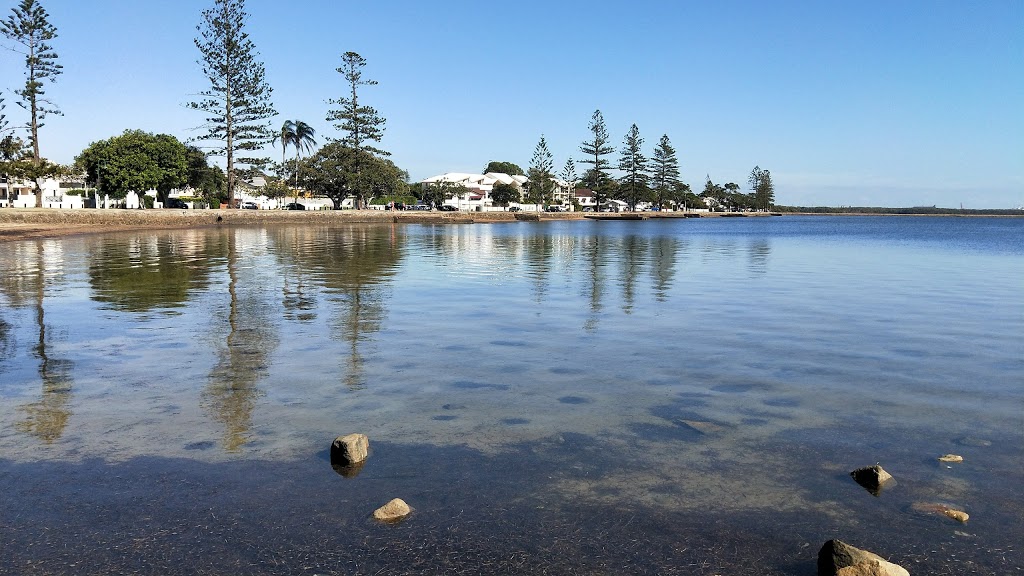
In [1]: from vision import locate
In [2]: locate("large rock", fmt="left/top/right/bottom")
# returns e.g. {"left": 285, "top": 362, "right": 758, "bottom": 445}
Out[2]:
{"left": 818, "top": 540, "right": 909, "bottom": 576}
{"left": 850, "top": 465, "right": 896, "bottom": 496}
{"left": 372, "top": 498, "right": 411, "bottom": 522}
{"left": 331, "top": 433, "right": 369, "bottom": 466}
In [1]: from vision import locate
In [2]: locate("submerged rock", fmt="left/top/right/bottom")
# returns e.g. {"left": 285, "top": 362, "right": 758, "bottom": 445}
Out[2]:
{"left": 938, "top": 454, "right": 963, "bottom": 463}
{"left": 331, "top": 433, "right": 369, "bottom": 466}
{"left": 676, "top": 419, "right": 725, "bottom": 435}
{"left": 955, "top": 436, "right": 991, "bottom": 447}
{"left": 910, "top": 501, "right": 969, "bottom": 523}
{"left": 850, "top": 465, "right": 896, "bottom": 496}
{"left": 817, "top": 540, "right": 910, "bottom": 576}
{"left": 373, "top": 498, "right": 411, "bottom": 522}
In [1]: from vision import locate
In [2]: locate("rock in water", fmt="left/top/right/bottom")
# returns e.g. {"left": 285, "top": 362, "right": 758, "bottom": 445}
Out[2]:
{"left": 373, "top": 498, "right": 411, "bottom": 522}
{"left": 331, "top": 433, "right": 369, "bottom": 466}
{"left": 836, "top": 561, "right": 892, "bottom": 575}
{"left": 850, "top": 465, "right": 896, "bottom": 496}
{"left": 818, "top": 540, "right": 910, "bottom": 576}
{"left": 910, "top": 501, "right": 969, "bottom": 523}
{"left": 937, "top": 454, "right": 963, "bottom": 463}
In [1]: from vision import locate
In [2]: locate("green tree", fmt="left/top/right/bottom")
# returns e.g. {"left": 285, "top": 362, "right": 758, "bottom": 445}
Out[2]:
{"left": 526, "top": 135, "right": 554, "bottom": 205}
{"left": 2, "top": 0, "right": 63, "bottom": 208}
{"left": 189, "top": 0, "right": 276, "bottom": 209}
{"left": 482, "top": 161, "right": 524, "bottom": 175}
{"left": 749, "top": 165, "right": 775, "bottom": 211}
{"left": 75, "top": 130, "right": 189, "bottom": 206}
{"left": 301, "top": 142, "right": 403, "bottom": 210}
{"left": 326, "top": 52, "right": 387, "bottom": 156}
{"left": 0, "top": 134, "right": 26, "bottom": 205}
{"left": 490, "top": 181, "right": 520, "bottom": 209}
{"left": 185, "top": 145, "right": 224, "bottom": 205}
{"left": 273, "top": 119, "right": 316, "bottom": 203}
{"left": 650, "top": 134, "right": 680, "bottom": 210}
{"left": 617, "top": 124, "right": 649, "bottom": 211}
{"left": 578, "top": 109, "right": 614, "bottom": 211}
{"left": 421, "top": 179, "right": 468, "bottom": 208}
{"left": 560, "top": 158, "right": 577, "bottom": 210}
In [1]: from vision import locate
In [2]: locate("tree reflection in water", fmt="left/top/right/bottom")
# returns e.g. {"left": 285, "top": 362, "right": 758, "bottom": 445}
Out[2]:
{"left": 272, "top": 225, "right": 401, "bottom": 390}
{"left": 203, "top": 230, "right": 279, "bottom": 452}
{"left": 2, "top": 241, "right": 75, "bottom": 444}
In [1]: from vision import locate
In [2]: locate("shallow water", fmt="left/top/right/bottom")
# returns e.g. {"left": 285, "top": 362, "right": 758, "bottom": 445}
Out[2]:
{"left": 1, "top": 216, "right": 1021, "bottom": 574}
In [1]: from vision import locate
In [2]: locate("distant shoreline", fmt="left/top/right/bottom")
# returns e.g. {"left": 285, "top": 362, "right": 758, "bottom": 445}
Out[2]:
{"left": 0, "top": 208, "right": 1020, "bottom": 243}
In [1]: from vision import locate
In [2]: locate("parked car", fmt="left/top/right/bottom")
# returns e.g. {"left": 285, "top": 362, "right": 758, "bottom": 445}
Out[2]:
{"left": 165, "top": 198, "right": 189, "bottom": 209}
{"left": 546, "top": 205, "right": 564, "bottom": 212}
{"left": 437, "top": 205, "right": 458, "bottom": 212}
{"left": 408, "top": 204, "right": 431, "bottom": 211}
{"left": 284, "top": 202, "right": 305, "bottom": 211}
{"left": 241, "top": 201, "right": 259, "bottom": 210}
{"left": 508, "top": 206, "right": 522, "bottom": 213}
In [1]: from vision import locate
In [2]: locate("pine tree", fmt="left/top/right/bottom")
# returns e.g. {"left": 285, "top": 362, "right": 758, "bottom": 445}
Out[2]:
{"left": 560, "top": 158, "right": 577, "bottom": 209}
{"left": 650, "top": 134, "right": 680, "bottom": 210}
{"left": 578, "top": 110, "right": 614, "bottom": 211}
{"left": 189, "top": 0, "right": 276, "bottom": 208}
{"left": 748, "top": 165, "right": 775, "bottom": 211}
{"left": 326, "top": 52, "right": 387, "bottom": 156}
{"left": 2, "top": 0, "right": 62, "bottom": 207}
{"left": 617, "top": 124, "right": 649, "bottom": 211}
{"left": 526, "top": 135, "right": 554, "bottom": 206}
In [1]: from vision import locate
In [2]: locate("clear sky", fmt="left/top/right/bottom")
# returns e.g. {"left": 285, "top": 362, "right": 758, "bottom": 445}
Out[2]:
{"left": 1, "top": 0, "right": 1021, "bottom": 208}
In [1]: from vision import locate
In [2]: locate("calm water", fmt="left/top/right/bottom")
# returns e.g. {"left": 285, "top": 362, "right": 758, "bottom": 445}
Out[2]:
{"left": 0, "top": 216, "right": 1021, "bottom": 574}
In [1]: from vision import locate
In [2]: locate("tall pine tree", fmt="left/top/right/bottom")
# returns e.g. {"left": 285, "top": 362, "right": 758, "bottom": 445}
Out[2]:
{"left": 326, "top": 52, "right": 387, "bottom": 156}
{"left": 749, "top": 165, "right": 775, "bottom": 211}
{"left": 578, "top": 110, "right": 614, "bottom": 211}
{"left": 189, "top": 0, "right": 276, "bottom": 208}
{"left": 650, "top": 134, "right": 680, "bottom": 210}
{"left": 2, "top": 0, "right": 62, "bottom": 207}
{"left": 526, "top": 135, "right": 554, "bottom": 206}
{"left": 617, "top": 124, "right": 648, "bottom": 211}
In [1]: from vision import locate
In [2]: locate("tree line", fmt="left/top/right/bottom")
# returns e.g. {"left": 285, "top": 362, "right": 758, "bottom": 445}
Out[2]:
{"left": 1, "top": 0, "right": 772, "bottom": 211}
{"left": 478, "top": 109, "right": 774, "bottom": 212}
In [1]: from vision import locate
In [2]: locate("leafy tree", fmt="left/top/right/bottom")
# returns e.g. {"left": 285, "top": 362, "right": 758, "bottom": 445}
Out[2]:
{"left": 75, "top": 130, "right": 189, "bottom": 205}
{"left": 189, "top": 0, "right": 276, "bottom": 209}
{"left": 650, "top": 134, "right": 680, "bottom": 209}
{"left": 2, "top": 0, "right": 63, "bottom": 207}
{"left": 261, "top": 177, "right": 290, "bottom": 208}
{"left": 526, "top": 135, "right": 554, "bottom": 205}
{"left": 578, "top": 110, "right": 614, "bottom": 211}
{"left": 483, "top": 161, "right": 523, "bottom": 175}
{"left": 301, "top": 142, "right": 403, "bottom": 210}
{"left": 420, "top": 179, "right": 468, "bottom": 208}
{"left": 326, "top": 52, "right": 387, "bottom": 156}
{"left": 749, "top": 165, "right": 775, "bottom": 211}
{"left": 0, "top": 134, "right": 26, "bottom": 204}
{"left": 490, "top": 181, "right": 520, "bottom": 208}
{"left": 617, "top": 124, "right": 649, "bottom": 210}
{"left": 185, "top": 145, "right": 224, "bottom": 206}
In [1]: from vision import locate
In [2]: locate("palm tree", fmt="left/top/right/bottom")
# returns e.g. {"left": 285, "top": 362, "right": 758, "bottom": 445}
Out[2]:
{"left": 273, "top": 120, "right": 317, "bottom": 205}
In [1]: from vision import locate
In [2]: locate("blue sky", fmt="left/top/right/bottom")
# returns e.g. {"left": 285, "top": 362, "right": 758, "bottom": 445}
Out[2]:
{"left": 1, "top": 0, "right": 1021, "bottom": 208}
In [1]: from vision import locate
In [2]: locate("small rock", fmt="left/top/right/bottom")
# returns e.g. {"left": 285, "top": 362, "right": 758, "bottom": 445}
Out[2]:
{"left": 331, "top": 433, "right": 369, "bottom": 466}
{"left": 937, "top": 454, "right": 963, "bottom": 463}
{"left": 943, "top": 509, "right": 969, "bottom": 523}
{"left": 817, "top": 540, "right": 909, "bottom": 576}
{"left": 372, "top": 498, "right": 411, "bottom": 522}
{"left": 850, "top": 465, "right": 896, "bottom": 496}
{"left": 910, "top": 502, "right": 969, "bottom": 523}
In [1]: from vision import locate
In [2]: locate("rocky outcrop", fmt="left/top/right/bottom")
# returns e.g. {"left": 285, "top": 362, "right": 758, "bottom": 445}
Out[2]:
{"left": 331, "top": 433, "right": 369, "bottom": 466}
{"left": 937, "top": 454, "right": 963, "bottom": 463}
{"left": 373, "top": 498, "right": 411, "bottom": 522}
{"left": 850, "top": 465, "right": 896, "bottom": 496}
{"left": 818, "top": 540, "right": 909, "bottom": 576}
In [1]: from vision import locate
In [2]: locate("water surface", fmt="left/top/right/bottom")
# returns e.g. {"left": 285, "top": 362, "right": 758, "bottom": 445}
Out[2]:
{"left": 1, "top": 216, "right": 1020, "bottom": 574}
